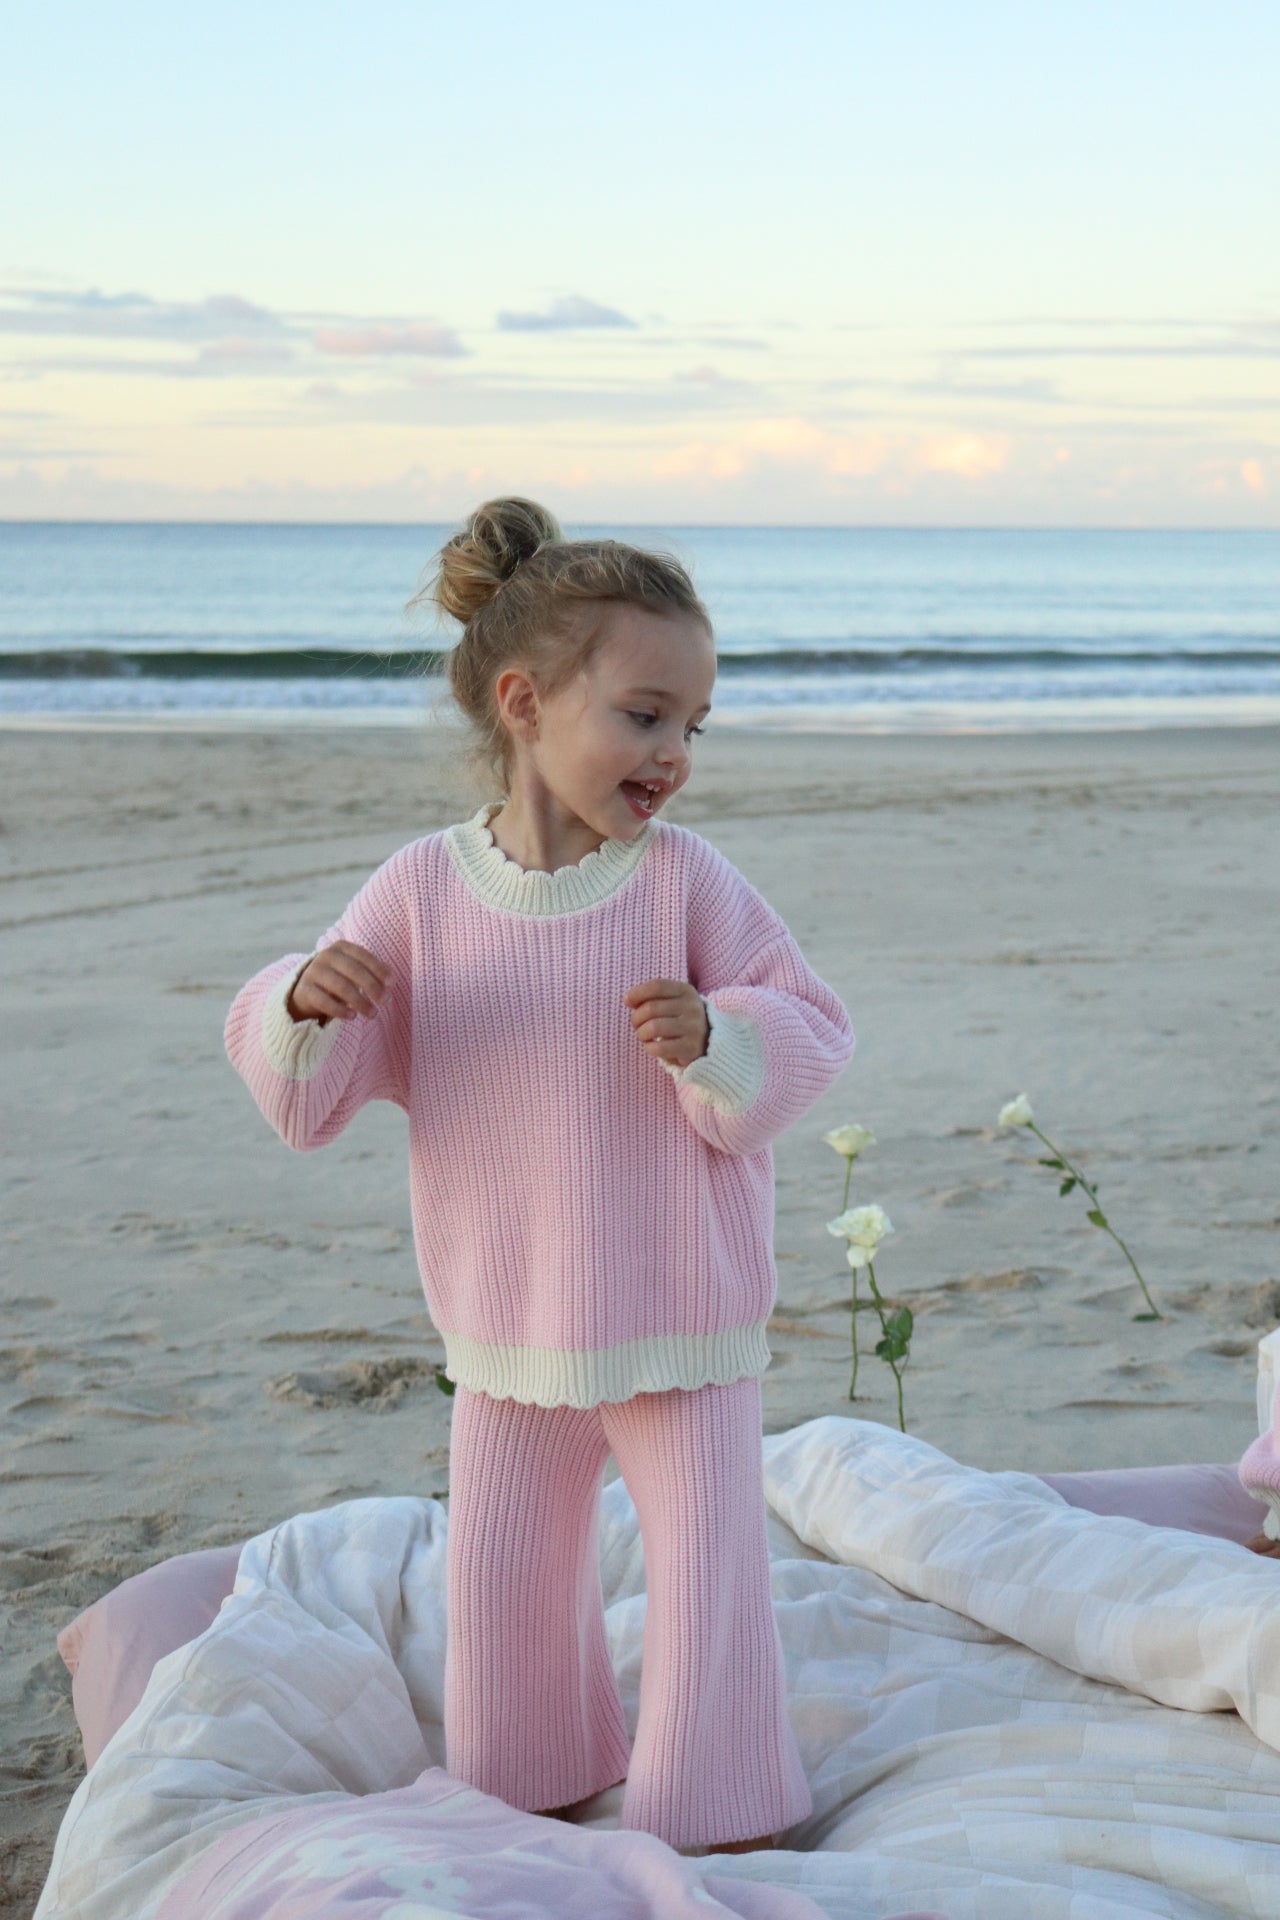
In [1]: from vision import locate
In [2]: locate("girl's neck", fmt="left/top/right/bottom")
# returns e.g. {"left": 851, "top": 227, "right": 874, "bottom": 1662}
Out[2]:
{"left": 487, "top": 798, "right": 613, "bottom": 875}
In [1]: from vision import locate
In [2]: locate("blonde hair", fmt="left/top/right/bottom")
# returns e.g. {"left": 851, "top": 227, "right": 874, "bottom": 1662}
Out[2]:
{"left": 407, "top": 496, "right": 712, "bottom": 798}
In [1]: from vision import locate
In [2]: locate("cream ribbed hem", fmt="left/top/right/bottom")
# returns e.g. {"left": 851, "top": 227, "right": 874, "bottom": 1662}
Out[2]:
{"left": 443, "top": 799, "right": 656, "bottom": 917}
{"left": 261, "top": 956, "right": 344, "bottom": 1080}
{"left": 659, "top": 998, "right": 766, "bottom": 1114}
{"left": 438, "top": 1320, "right": 772, "bottom": 1407}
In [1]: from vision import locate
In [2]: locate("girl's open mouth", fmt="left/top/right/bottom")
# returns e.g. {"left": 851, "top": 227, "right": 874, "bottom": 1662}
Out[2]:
{"left": 620, "top": 780, "right": 662, "bottom": 818}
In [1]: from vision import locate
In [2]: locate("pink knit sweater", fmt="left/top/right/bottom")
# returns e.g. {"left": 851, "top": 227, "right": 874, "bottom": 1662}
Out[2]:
{"left": 224, "top": 799, "right": 855, "bottom": 1408}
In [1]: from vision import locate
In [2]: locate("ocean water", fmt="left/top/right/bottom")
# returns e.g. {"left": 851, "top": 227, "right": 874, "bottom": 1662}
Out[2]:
{"left": 2, "top": 523, "right": 1279, "bottom": 731}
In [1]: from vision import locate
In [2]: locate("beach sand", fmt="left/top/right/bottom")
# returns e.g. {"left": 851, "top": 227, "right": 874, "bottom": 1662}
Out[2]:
{"left": 4, "top": 718, "right": 1279, "bottom": 1909}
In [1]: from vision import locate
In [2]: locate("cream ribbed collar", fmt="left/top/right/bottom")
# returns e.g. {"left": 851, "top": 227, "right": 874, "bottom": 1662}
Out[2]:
{"left": 444, "top": 799, "right": 658, "bottom": 918}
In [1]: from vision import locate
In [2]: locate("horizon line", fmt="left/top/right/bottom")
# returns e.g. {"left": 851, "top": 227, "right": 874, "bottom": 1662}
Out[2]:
{"left": 1, "top": 519, "right": 1278, "bottom": 535}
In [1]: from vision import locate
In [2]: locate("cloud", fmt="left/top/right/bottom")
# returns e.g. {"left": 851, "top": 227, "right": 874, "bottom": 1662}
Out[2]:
{"left": 8, "top": 349, "right": 298, "bottom": 382}
{"left": 314, "top": 323, "right": 467, "bottom": 358}
{"left": 496, "top": 294, "right": 637, "bottom": 332}
{"left": 651, "top": 419, "right": 1016, "bottom": 487}
{"left": 205, "top": 376, "right": 764, "bottom": 432}
{"left": 675, "top": 335, "right": 774, "bottom": 353}
{"left": 913, "top": 432, "right": 1011, "bottom": 478}
{"left": 904, "top": 374, "right": 1064, "bottom": 406}
{"left": 963, "top": 332, "right": 1280, "bottom": 362}
{"left": 653, "top": 416, "right": 892, "bottom": 482}
{"left": 1242, "top": 458, "right": 1268, "bottom": 492}
{"left": 674, "top": 364, "right": 753, "bottom": 388}
{"left": 0, "top": 442, "right": 115, "bottom": 460}
{"left": 0, "top": 284, "right": 470, "bottom": 369}
{"left": 195, "top": 337, "right": 296, "bottom": 369}
{"left": 0, "top": 286, "right": 284, "bottom": 341}
{"left": 663, "top": 365, "right": 760, "bottom": 403}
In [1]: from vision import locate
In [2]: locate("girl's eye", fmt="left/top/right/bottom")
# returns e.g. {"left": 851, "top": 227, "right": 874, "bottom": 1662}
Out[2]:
{"left": 630, "top": 712, "right": 705, "bottom": 739}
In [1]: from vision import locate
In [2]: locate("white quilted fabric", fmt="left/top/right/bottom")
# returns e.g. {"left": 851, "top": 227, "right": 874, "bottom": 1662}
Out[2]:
{"left": 34, "top": 1416, "right": 1280, "bottom": 1920}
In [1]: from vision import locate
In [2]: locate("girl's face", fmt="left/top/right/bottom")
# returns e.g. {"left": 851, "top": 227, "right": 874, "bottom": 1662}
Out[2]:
{"left": 500, "top": 602, "right": 716, "bottom": 841}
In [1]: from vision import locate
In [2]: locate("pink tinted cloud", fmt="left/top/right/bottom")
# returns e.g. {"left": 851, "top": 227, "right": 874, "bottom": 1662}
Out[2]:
{"left": 314, "top": 323, "right": 466, "bottom": 358}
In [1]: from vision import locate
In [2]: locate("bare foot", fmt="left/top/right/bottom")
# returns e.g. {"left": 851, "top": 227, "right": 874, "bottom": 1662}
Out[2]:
{"left": 1246, "top": 1531, "right": 1280, "bottom": 1557}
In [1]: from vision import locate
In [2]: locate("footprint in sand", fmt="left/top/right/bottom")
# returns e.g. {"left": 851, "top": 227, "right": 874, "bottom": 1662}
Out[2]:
{"left": 265, "top": 1355, "right": 445, "bottom": 1413}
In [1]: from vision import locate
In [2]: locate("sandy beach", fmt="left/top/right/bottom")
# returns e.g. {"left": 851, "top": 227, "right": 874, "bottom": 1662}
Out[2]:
{"left": 4, "top": 717, "right": 1279, "bottom": 1909}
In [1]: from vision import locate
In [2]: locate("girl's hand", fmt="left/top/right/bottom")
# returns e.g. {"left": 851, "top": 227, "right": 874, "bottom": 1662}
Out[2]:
{"left": 623, "top": 978, "right": 709, "bottom": 1069}
{"left": 287, "top": 941, "right": 391, "bottom": 1026}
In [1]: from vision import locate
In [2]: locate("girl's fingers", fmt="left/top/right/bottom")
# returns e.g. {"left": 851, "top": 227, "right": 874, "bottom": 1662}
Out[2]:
{"left": 301, "top": 963, "right": 378, "bottom": 1018}
{"left": 635, "top": 1014, "right": 677, "bottom": 1038}
{"left": 337, "top": 942, "right": 393, "bottom": 986}
{"left": 333, "top": 960, "right": 387, "bottom": 1006}
{"left": 323, "top": 960, "right": 385, "bottom": 1011}
{"left": 302, "top": 983, "right": 354, "bottom": 1020}
{"left": 330, "top": 950, "right": 391, "bottom": 1004}
{"left": 630, "top": 993, "right": 696, "bottom": 1024}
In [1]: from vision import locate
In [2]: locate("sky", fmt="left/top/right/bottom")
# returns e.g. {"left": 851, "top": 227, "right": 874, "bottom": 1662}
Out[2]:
{"left": 2, "top": 0, "right": 1277, "bottom": 526}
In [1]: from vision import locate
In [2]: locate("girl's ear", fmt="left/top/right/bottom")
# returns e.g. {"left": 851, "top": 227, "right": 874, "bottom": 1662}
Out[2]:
{"left": 494, "top": 666, "right": 540, "bottom": 742}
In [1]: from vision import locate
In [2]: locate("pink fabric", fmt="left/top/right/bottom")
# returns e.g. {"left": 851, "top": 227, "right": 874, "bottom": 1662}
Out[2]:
{"left": 1239, "top": 1431, "right": 1280, "bottom": 1499}
{"left": 444, "top": 1374, "right": 812, "bottom": 1851}
{"left": 1038, "top": 1461, "right": 1266, "bottom": 1543}
{"left": 151, "top": 1770, "right": 866, "bottom": 1920}
{"left": 223, "top": 819, "right": 854, "bottom": 1404}
{"left": 1238, "top": 1380, "right": 1280, "bottom": 1511}
{"left": 56, "top": 1545, "right": 241, "bottom": 1769}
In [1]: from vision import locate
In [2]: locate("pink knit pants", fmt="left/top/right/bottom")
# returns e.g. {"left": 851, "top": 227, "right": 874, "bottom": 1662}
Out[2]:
{"left": 442, "top": 1372, "right": 813, "bottom": 1851}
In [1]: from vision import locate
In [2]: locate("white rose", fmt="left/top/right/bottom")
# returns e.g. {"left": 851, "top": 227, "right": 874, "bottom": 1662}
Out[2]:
{"left": 998, "top": 1093, "right": 1035, "bottom": 1129}
{"left": 826, "top": 1203, "right": 894, "bottom": 1269}
{"left": 824, "top": 1124, "right": 876, "bottom": 1160}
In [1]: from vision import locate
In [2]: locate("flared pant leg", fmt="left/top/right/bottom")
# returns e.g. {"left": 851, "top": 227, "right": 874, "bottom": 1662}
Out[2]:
{"left": 443, "top": 1384, "right": 632, "bottom": 1814}
{"left": 443, "top": 1372, "right": 812, "bottom": 1851}
{"left": 603, "top": 1374, "right": 813, "bottom": 1850}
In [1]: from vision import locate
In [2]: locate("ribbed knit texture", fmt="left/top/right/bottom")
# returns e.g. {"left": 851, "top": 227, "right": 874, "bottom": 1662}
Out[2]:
{"left": 1239, "top": 1378, "right": 1280, "bottom": 1540}
{"left": 224, "top": 799, "right": 856, "bottom": 1408}
{"left": 444, "top": 1374, "right": 813, "bottom": 1847}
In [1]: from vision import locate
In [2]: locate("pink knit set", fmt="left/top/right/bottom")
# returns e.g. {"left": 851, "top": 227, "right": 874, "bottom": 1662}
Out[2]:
{"left": 225, "top": 798, "right": 855, "bottom": 1848}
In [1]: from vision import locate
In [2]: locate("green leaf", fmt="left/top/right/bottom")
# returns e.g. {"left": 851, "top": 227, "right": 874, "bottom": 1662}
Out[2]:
{"left": 1132, "top": 1311, "right": 1161, "bottom": 1322}
{"left": 1058, "top": 1176, "right": 1076, "bottom": 1195}
{"left": 1037, "top": 1156, "right": 1064, "bottom": 1169}
{"left": 434, "top": 1369, "right": 456, "bottom": 1395}
{"left": 1086, "top": 1208, "right": 1108, "bottom": 1227}
{"left": 876, "top": 1306, "right": 913, "bottom": 1365}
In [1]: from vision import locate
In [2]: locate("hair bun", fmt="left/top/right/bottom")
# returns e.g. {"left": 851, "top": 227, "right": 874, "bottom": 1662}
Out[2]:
{"left": 431, "top": 496, "right": 563, "bottom": 625}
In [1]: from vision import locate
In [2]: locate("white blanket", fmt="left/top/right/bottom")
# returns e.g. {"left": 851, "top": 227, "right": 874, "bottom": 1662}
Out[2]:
{"left": 35, "top": 1416, "right": 1280, "bottom": 1920}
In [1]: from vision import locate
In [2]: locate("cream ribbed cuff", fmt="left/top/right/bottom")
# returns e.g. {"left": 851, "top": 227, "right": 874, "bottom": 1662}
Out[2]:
{"left": 261, "top": 955, "right": 346, "bottom": 1081}
{"left": 658, "top": 996, "right": 766, "bottom": 1114}
{"left": 439, "top": 1319, "right": 772, "bottom": 1407}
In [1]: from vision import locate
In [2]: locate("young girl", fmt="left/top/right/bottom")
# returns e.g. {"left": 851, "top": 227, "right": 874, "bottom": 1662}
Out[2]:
{"left": 224, "top": 497, "right": 856, "bottom": 1856}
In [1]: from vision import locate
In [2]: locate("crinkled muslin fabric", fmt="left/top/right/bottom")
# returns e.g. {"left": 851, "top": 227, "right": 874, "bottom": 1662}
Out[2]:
{"left": 36, "top": 1416, "right": 1280, "bottom": 1920}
